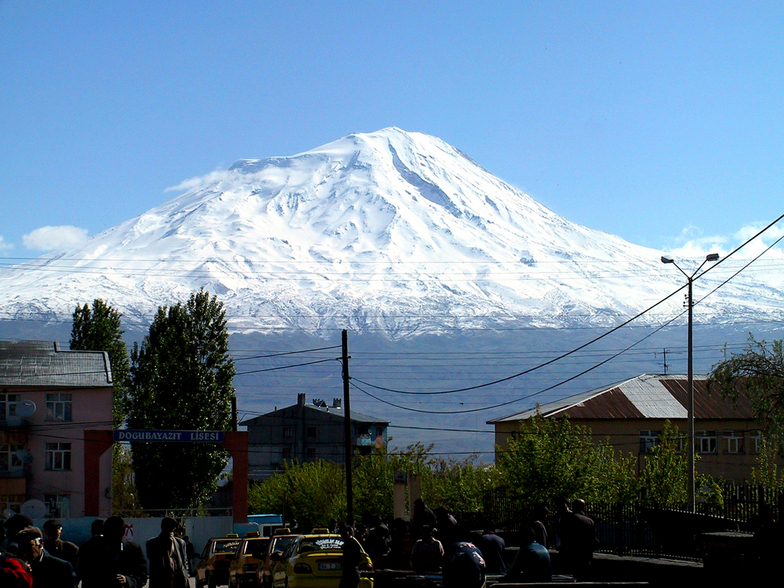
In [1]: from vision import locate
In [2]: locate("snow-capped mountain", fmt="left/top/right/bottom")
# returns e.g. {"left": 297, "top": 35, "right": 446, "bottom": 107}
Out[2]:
{"left": 1, "top": 127, "right": 781, "bottom": 338}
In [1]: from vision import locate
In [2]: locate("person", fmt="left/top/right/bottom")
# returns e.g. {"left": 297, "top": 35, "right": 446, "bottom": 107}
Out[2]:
{"left": 556, "top": 498, "right": 599, "bottom": 580}
{"left": 364, "top": 514, "right": 391, "bottom": 569}
{"left": 501, "top": 525, "right": 551, "bottom": 583}
{"left": 146, "top": 517, "right": 190, "bottom": 588}
{"left": 2, "top": 514, "right": 33, "bottom": 555}
{"left": 77, "top": 515, "right": 148, "bottom": 587}
{"left": 15, "top": 526, "right": 78, "bottom": 588}
{"left": 411, "top": 499, "right": 437, "bottom": 539}
{"left": 182, "top": 535, "right": 196, "bottom": 576}
{"left": 410, "top": 525, "right": 444, "bottom": 573}
{"left": 0, "top": 547, "right": 33, "bottom": 588}
{"left": 532, "top": 505, "right": 549, "bottom": 548}
{"left": 476, "top": 524, "right": 506, "bottom": 574}
{"left": 442, "top": 541, "right": 486, "bottom": 588}
{"left": 435, "top": 506, "right": 459, "bottom": 547}
{"left": 42, "top": 518, "right": 79, "bottom": 568}
{"left": 338, "top": 523, "right": 364, "bottom": 588}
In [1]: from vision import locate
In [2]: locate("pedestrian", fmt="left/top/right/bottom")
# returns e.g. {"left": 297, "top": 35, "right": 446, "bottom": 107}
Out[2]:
{"left": 42, "top": 518, "right": 79, "bottom": 568}
{"left": 532, "top": 505, "right": 549, "bottom": 548}
{"left": 364, "top": 514, "right": 391, "bottom": 569}
{"left": 0, "top": 547, "right": 33, "bottom": 588}
{"left": 501, "top": 524, "right": 551, "bottom": 583}
{"left": 442, "top": 541, "right": 486, "bottom": 588}
{"left": 77, "top": 515, "right": 148, "bottom": 587}
{"left": 556, "top": 498, "right": 599, "bottom": 580}
{"left": 338, "top": 523, "right": 364, "bottom": 588}
{"left": 410, "top": 524, "right": 444, "bottom": 573}
{"left": 15, "top": 526, "right": 78, "bottom": 588}
{"left": 476, "top": 523, "right": 506, "bottom": 574}
{"left": 146, "top": 517, "right": 190, "bottom": 588}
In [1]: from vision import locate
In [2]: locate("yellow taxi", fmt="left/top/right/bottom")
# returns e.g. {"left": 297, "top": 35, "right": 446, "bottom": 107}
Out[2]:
{"left": 270, "top": 530, "right": 374, "bottom": 588}
{"left": 257, "top": 529, "right": 299, "bottom": 588}
{"left": 228, "top": 532, "right": 271, "bottom": 587}
{"left": 196, "top": 534, "right": 243, "bottom": 588}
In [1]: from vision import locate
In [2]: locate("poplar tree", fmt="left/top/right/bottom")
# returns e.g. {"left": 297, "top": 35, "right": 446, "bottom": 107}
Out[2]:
{"left": 127, "top": 290, "right": 236, "bottom": 511}
{"left": 70, "top": 299, "right": 130, "bottom": 426}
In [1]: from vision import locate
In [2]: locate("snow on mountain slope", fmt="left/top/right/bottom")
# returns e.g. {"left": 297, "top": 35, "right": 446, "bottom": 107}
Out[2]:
{"left": 0, "top": 127, "right": 780, "bottom": 338}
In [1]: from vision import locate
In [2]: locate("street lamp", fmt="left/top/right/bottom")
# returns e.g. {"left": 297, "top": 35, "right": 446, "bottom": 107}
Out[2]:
{"left": 661, "top": 252, "right": 720, "bottom": 512}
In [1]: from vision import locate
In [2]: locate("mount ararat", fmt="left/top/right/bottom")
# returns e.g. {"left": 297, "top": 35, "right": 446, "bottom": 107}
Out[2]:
{"left": 2, "top": 127, "right": 781, "bottom": 338}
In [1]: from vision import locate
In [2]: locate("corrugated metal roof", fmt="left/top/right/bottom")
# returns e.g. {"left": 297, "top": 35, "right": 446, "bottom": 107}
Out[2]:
{"left": 488, "top": 373, "right": 755, "bottom": 424}
{"left": 0, "top": 340, "right": 112, "bottom": 388}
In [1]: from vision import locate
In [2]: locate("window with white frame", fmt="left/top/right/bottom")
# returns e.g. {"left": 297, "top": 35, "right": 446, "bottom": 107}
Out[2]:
{"left": 0, "top": 494, "right": 24, "bottom": 515}
{"left": 724, "top": 431, "right": 744, "bottom": 454}
{"left": 639, "top": 430, "right": 660, "bottom": 454}
{"left": 696, "top": 431, "right": 718, "bottom": 454}
{"left": 0, "top": 392, "right": 20, "bottom": 420}
{"left": 46, "top": 393, "right": 73, "bottom": 421}
{"left": 0, "top": 444, "right": 25, "bottom": 471}
{"left": 283, "top": 426, "right": 293, "bottom": 438}
{"left": 45, "top": 443, "right": 72, "bottom": 471}
{"left": 750, "top": 432, "right": 761, "bottom": 454}
{"left": 44, "top": 494, "right": 71, "bottom": 518}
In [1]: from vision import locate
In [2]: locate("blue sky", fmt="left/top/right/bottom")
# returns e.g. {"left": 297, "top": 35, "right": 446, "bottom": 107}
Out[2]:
{"left": 2, "top": 1, "right": 783, "bottom": 257}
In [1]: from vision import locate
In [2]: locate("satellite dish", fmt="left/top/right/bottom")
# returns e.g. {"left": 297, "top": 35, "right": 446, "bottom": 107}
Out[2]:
{"left": 2, "top": 508, "right": 16, "bottom": 519}
{"left": 16, "top": 400, "right": 36, "bottom": 417}
{"left": 20, "top": 499, "right": 47, "bottom": 519}
{"left": 14, "top": 449, "right": 33, "bottom": 464}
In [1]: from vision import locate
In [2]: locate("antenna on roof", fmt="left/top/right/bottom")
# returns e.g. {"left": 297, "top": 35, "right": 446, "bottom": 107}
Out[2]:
{"left": 655, "top": 348, "right": 683, "bottom": 375}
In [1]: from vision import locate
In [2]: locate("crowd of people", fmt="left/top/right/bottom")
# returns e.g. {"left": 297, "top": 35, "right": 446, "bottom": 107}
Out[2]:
{"left": 0, "top": 513, "right": 191, "bottom": 588}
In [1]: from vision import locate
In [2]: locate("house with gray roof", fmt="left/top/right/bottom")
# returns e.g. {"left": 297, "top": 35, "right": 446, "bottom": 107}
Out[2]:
{"left": 488, "top": 373, "right": 771, "bottom": 483}
{"left": 241, "top": 393, "right": 389, "bottom": 479}
{"left": 0, "top": 341, "right": 114, "bottom": 518}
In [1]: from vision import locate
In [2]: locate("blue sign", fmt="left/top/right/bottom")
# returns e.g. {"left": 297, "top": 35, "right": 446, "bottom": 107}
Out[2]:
{"left": 113, "top": 430, "right": 225, "bottom": 443}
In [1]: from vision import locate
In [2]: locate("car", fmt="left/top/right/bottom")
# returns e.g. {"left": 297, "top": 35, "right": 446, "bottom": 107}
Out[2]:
{"left": 257, "top": 529, "right": 300, "bottom": 588}
{"left": 196, "top": 534, "right": 243, "bottom": 588}
{"left": 270, "top": 530, "right": 374, "bottom": 588}
{"left": 229, "top": 532, "right": 271, "bottom": 587}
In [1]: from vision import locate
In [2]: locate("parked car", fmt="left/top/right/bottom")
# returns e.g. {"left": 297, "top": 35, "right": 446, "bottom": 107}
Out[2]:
{"left": 257, "top": 529, "right": 299, "bottom": 588}
{"left": 196, "top": 534, "right": 243, "bottom": 588}
{"left": 270, "top": 530, "right": 374, "bottom": 588}
{"left": 229, "top": 532, "right": 271, "bottom": 587}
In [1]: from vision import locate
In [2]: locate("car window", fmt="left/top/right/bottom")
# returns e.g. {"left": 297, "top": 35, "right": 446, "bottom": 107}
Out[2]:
{"left": 272, "top": 536, "right": 296, "bottom": 556}
{"left": 214, "top": 539, "right": 241, "bottom": 554}
{"left": 246, "top": 539, "right": 270, "bottom": 558}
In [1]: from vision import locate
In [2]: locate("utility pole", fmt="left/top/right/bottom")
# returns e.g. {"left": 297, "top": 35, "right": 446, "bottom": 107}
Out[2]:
{"left": 342, "top": 329, "right": 353, "bottom": 522}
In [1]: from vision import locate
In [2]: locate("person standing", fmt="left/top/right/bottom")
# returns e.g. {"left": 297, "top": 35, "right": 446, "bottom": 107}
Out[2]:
{"left": 502, "top": 525, "right": 551, "bottom": 583}
{"left": 15, "top": 526, "right": 78, "bottom": 588}
{"left": 77, "top": 516, "right": 147, "bottom": 587}
{"left": 557, "top": 498, "right": 599, "bottom": 580}
{"left": 146, "top": 517, "right": 190, "bottom": 588}
{"left": 410, "top": 525, "right": 444, "bottom": 573}
{"left": 476, "top": 524, "right": 506, "bottom": 574}
{"left": 338, "top": 524, "right": 364, "bottom": 588}
{"left": 42, "top": 519, "right": 79, "bottom": 568}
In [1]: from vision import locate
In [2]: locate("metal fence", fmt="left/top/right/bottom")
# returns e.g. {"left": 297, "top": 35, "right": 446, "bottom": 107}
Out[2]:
{"left": 480, "top": 484, "right": 784, "bottom": 561}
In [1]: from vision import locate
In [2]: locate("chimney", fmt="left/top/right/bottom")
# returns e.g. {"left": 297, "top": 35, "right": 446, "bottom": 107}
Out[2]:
{"left": 333, "top": 398, "right": 342, "bottom": 409}
{"left": 297, "top": 393, "right": 306, "bottom": 407}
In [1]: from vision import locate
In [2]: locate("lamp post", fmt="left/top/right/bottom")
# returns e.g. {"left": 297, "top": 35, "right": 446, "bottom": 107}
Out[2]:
{"left": 661, "top": 252, "right": 719, "bottom": 512}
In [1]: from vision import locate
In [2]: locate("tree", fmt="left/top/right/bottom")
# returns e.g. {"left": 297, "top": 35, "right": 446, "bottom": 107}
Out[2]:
{"left": 639, "top": 420, "right": 688, "bottom": 506}
{"left": 128, "top": 290, "right": 235, "bottom": 511}
{"left": 496, "top": 413, "right": 638, "bottom": 505}
{"left": 70, "top": 299, "right": 130, "bottom": 426}
{"left": 709, "top": 336, "right": 784, "bottom": 453}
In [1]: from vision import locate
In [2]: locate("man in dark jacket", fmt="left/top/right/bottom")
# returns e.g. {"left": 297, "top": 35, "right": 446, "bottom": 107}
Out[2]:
{"left": 15, "top": 526, "right": 77, "bottom": 588}
{"left": 146, "top": 517, "right": 190, "bottom": 588}
{"left": 42, "top": 519, "right": 79, "bottom": 568}
{"left": 77, "top": 516, "right": 148, "bottom": 587}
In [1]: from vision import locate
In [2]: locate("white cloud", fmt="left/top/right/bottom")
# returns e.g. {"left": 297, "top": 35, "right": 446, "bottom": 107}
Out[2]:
{"left": 664, "top": 221, "right": 784, "bottom": 261}
{"left": 22, "top": 226, "right": 89, "bottom": 251}
{"left": 0, "top": 236, "right": 13, "bottom": 254}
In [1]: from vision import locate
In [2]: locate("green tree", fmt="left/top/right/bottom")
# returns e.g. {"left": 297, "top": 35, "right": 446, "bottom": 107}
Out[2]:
{"left": 639, "top": 420, "right": 688, "bottom": 506}
{"left": 128, "top": 290, "right": 235, "bottom": 511}
{"left": 70, "top": 299, "right": 130, "bottom": 426}
{"left": 709, "top": 336, "right": 784, "bottom": 453}
{"left": 496, "top": 413, "right": 638, "bottom": 504}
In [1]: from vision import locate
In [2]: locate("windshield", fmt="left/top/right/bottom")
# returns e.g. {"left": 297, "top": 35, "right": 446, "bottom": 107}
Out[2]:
{"left": 214, "top": 539, "right": 241, "bottom": 554}
{"left": 297, "top": 537, "right": 343, "bottom": 554}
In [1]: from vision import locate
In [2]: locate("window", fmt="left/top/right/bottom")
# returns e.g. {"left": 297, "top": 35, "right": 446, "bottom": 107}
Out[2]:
{"left": 44, "top": 494, "right": 71, "bottom": 518}
{"left": 750, "top": 432, "right": 761, "bottom": 454}
{"left": 283, "top": 426, "right": 293, "bottom": 439}
{"left": 306, "top": 447, "right": 316, "bottom": 458}
{"left": 724, "top": 431, "right": 744, "bottom": 454}
{"left": 696, "top": 431, "right": 718, "bottom": 454}
{"left": 0, "top": 494, "right": 24, "bottom": 515}
{"left": 282, "top": 447, "right": 292, "bottom": 459}
{"left": 45, "top": 443, "right": 72, "bottom": 471}
{"left": 0, "top": 392, "right": 20, "bottom": 420}
{"left": 0, "top": 444, "right": 25, "bottom": 471}
{"left": 639, "top": 430, "right": 660, "bottom": 454}
{"left": 306, "top": 427, "right": 316, "bottom": 438}
{"left": 46, "top": 393, "right": 73, "bottom": 421}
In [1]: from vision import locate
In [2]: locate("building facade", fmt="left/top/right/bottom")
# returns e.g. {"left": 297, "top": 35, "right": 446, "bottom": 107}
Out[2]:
{"left": 488, "top": 373, "right": 775, "bottom": 483}
{"left": 241, "top": 394, "right": 389, "bottom": 479}
{"left": 0, "top": 341, "right": 114, "bottom": 518}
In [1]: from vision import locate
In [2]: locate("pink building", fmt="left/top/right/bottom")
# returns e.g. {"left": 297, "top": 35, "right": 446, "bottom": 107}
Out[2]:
{"left": 0, "top": 341, "right": 114, "bottom": 518}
